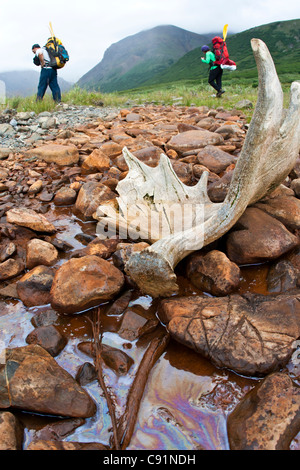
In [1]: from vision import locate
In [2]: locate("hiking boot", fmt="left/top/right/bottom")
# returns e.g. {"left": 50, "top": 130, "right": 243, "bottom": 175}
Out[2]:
{"left": 216, "top": 89, "right": 225, "bottom": 98}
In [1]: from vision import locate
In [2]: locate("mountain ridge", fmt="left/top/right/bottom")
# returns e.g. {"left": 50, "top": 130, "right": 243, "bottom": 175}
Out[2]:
{"left": 77, "top": 19, "right": 300, "bottom": 92}
{"left": 77, "top": 24, "right": 214, "bottom": 92}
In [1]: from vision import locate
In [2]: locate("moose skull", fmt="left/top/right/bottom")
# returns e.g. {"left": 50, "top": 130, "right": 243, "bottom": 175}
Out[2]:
{"left": 95, "top": 39, "right": 300, "bottom": 297}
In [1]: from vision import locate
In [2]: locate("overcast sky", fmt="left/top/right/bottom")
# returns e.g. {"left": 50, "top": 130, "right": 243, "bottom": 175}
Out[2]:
{"left": 1, "top": 0, "right": 299, "bottom": 82}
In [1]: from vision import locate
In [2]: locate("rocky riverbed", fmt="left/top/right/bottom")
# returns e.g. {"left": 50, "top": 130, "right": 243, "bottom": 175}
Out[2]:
{"left": 0, "top": 102, "right": 299, "bottom": 450}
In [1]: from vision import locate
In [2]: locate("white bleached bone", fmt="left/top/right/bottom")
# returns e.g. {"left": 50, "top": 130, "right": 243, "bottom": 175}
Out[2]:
{"left": 95, "top": 39, "right": 300, "bottom": 297}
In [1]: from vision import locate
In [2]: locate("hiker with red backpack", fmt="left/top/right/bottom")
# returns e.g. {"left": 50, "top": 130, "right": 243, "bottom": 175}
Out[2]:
{"left": 201, "top": 26, "right": 236, "bottom": 98}
{"left": 201, "top": 45, "right": 225, "bottom": 97}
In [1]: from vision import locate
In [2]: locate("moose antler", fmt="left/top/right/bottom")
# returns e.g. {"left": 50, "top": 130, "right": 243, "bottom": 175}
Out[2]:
{"left": 95, "top": 39, "right": 300, "bottom": 297}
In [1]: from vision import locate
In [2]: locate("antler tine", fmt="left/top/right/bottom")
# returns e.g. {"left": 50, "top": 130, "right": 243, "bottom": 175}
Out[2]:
{"left": 125, "top": 39, "right": 300, "bottom": 297}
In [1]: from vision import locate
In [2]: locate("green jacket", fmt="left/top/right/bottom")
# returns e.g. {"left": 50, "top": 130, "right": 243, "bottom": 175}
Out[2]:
{"left": 201, "top": 51, "right": 218, "bottom": 70}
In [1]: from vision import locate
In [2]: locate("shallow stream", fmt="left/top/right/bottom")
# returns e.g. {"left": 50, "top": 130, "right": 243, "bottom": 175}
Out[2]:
{"left": 0, "top": 204, "right": 299, "bottom": 450}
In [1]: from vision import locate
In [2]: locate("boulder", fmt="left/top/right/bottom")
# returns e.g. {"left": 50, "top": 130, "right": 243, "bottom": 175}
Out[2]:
{"left": 50, "top": 255, "right": 124, "bottom": 314}
{"left": 254, "top": 194, "right": 300, "bottom": 230}
{"left": 197, "top": 145, "right": 236, "bottom": 174}
{"left": 53, "top": 186, "right": 77, "bottom": 206}
{"left": 0, "top": 258, "right": 24, "bottom": 281}
{"left": 6, "top": 208, "right": 56, "bottom": 233}
{"left": 226, "top": 207, "right": 299, "bottom": 265}
{"left": 0, "top": 345, "right": 96, "bottom": 418}
{"left": 166, "top": 130, "right": 224, "bottom": 155}
{"left": 26, "top": 325, "right": 67, "bottom": 357}
{"left": 81, "top": 149, "right": 110, "bottom": 174}
{"left": 73, "top": 181, "right": 116, "bottom": 221}
{"left": 0, "top": 412, "right": 23, "bottom": 450}
{"left": 17, "top": 266, "right": 55, "bottom": 307}
{"left": 27, "top": 144, "right": 79, "bottom": 166}
{"left": 26, "top": 238, "right": 58, "bottom": 269}
{"left": 186, "top": 250, "right": 241, "bottom": 296}
{"left": 159, "top": 293, "right": 300, "bottom": 376}
{"left": 227, "top": 372, "right": 300, "bottom": 450}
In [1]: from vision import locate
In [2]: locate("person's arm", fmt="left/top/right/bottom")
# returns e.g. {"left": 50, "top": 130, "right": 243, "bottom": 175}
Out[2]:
{"left": 38, "top": 53, "right": 45, "bottom": 67}
{"left": 201, "top": 51, "right": 214, "bottom": 64}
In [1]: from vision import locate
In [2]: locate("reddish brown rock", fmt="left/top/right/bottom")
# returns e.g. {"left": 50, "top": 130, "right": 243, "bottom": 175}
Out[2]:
{"left": 0, "top": 258, "right": 24, "bottom": 281}
{"left": 207, "top": 170, "right": 233, "bottom": 202}
{"left": 118, "top": 306, "right": 159, "bottom": 341}
{"left": 186, "top": 250, "right": 241, "bottom": 296}
{"left": 26, "top": 325, "right": 67, "bottom": 357}
{"left": 81, "top": 149, "right": 111, "bottom": 174}
{"left": 53, "top": 187, "right": 77, "bottom": 206}
{"left": 73, "top": 181, "right": 116, "bottom": 221}
{"left": 27, "top": 144, "right": 79, "bottom": 166}
{"left": 50, "top": 255, "right": 124, "bottom": 314}
{"left": 0, "top": 242, "right": 16, "bottom": 263}
{"left": 166, "top": 130, "right": 224, "bottom": 155}
{"left": 17, "top": 266, "right": 54, "bottom": 307}
{"left": 99, "top": 141, "right": 122, "bottom": 159}
{"left": 77, "top": 342, "right": 134, "bottom": 375}
{"left": 254, "top": 194, "right": 300, "bottom": 230}
{"left": 160, "top": 293, "right": 300, "bottom": 376}
{"left": 0, "top": 412, "right": 23, "bottom": 450}
{"left": 226, "top": 207, "right": 299, "bottom": 265}
{"left": 227, "top": 373, "right": 300, "bottom": 450}
{"left": 197, "top": 145, "right": 236, "bottom": 174}
{"left": 6, "top": 208, "right": 56, "bottom": 233}
{"left": 76, "top": 362, "right": 97, "bottom": 385}
{"left": 26, "top": 238, "right": 58, "bottom": 269}
{"left": 0, "top": 345, "right": 96, "bottom": 418}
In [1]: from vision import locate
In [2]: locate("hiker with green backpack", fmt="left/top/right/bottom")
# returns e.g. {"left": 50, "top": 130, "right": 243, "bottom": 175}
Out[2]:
{"left": 201, "top": 25, "right": 236, "bottom": 98}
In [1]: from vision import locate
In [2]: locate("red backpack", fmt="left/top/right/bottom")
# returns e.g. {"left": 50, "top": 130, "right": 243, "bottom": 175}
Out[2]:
{"left": 212, "top": 36, "right": 236, "bottom": 69}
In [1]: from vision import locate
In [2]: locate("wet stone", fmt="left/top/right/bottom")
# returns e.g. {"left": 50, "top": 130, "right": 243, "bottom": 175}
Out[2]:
{"left": 25, "top": 325, "right": 67, "bottom": 357}
{"left": 0, "top": 412, "right": 23, "bottom": 450}
{"left": 0, "top": 344, "right": 97, "bottom": 418}
{"left": 0, "top": 258, "right": 24, "bottom": 281}
{"left": 160, "top": 293, "right": 300, "bottom": 376}
{"left": 226, "top": 207, "right": 299, "bottom": 265}
{"left": 50, "top": 255, "right": 125, "bottom": 314}
{"left": 17, "top": 265, "right": 55, "bottom": 307}
{"left": 227, "top": 372, "right": 300, "bottom": 450}
{"left": 53, "top": 186, "right": 77, "bottom": 206}
{"left": 118, "top": 306, "right": 159, "bottom": 341}
{"left": 186, "top": 250, "right": 241, "bottom": 296}
{"left": 31, "top": 308, "right": 60, "bottom": 328}
{"left": 75, "top": 362, "right": 97, "bottom": 386}
{"left": 26, "top": 238, "right": 59, "bottom": 269}
{"left": 77, "top": 342, "right": 134, "bottom": 375}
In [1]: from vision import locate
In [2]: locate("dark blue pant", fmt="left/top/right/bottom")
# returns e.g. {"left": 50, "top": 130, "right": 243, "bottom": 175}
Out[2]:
{"left": 37, "top": 68, "right": 61, "bottom": 102}
{"left": 208, "top": 65, "right": 223, "bottom": 92}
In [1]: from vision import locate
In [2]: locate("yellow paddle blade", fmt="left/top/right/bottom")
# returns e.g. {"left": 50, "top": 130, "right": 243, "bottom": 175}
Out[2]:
{"left": 223, "top": 24, "right": 228, "bottom": 41}
{"left": 49, "top": 21, "right": 55, "bottom": 38}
